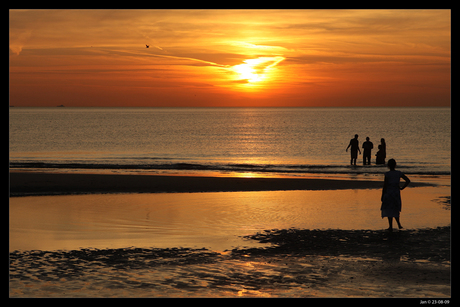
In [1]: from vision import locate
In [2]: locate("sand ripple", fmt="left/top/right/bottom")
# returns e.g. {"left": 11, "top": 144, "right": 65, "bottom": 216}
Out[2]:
{"left": 10, "top": 227, "right": 450, "bottom": 298}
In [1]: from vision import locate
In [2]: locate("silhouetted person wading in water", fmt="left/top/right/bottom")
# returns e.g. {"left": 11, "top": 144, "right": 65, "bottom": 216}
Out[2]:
{"left": 346, "top": 134, "right": 361, "bottom": 166}
{"left": 362, "top": 137, "right": 373, "bottom": 165}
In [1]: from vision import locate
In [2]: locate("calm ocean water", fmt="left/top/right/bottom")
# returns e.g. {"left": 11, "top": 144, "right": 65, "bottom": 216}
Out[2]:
{"left": 9, "top": 107, "right": 450, "bottom": 177}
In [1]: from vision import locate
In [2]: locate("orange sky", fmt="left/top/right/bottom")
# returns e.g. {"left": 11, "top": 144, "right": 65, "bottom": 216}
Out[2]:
{"left": 9, "top": 9, "right": 451, "bottom": 107}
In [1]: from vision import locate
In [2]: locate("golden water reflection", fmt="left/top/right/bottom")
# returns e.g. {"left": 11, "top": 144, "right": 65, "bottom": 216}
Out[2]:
{"left": 10, "top": 185, "right": 450, "bottom": 252}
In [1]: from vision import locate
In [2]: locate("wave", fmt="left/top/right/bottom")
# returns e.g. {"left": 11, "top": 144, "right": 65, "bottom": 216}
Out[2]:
{"left": 9, "top": 160, "right": 451, "bottom": 176}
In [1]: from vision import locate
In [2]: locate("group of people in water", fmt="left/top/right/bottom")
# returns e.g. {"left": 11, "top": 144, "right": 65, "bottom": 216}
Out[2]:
{"left": 346, "top": 134, "right": 386, "bottom": 166}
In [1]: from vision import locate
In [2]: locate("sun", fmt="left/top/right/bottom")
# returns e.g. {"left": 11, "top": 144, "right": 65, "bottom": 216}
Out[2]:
{"left": 231, "top": 56, "right": 285, "bottom": 85}
{"left": 233, "top": 60, "right": 265, "bottom": 83}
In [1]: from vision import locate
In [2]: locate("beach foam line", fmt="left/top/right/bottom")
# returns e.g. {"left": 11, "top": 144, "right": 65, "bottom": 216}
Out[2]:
{"left": 9, "top": 171, "right": 433, "bottom": 196}
{"left": 9, "top": 160, "right": 451, "bottom": 176}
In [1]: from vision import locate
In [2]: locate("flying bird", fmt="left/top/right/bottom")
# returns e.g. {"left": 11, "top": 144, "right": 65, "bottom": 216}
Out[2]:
{"left": 146, "top": 45, "right": 149, "bottom": 48}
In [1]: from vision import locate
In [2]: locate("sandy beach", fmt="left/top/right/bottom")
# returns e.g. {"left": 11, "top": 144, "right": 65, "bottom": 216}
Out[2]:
{"left": 9, "top": 171, "right": 450, "bottom": 298}
{"left": 9, "top": 171, "right": 434, "bottom": 196}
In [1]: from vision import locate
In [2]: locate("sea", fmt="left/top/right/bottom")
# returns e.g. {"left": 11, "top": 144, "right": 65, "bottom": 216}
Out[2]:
{"left": 9, "top": 107, "right": 450, "bottom": 178}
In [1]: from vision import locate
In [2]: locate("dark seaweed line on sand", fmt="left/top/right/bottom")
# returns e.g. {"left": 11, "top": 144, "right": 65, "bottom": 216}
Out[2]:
{"left": 235, "top": 227, "right": 451, "bottom": 263}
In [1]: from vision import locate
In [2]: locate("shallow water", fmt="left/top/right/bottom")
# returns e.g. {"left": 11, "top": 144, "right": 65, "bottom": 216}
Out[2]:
{"left": 10, "top": 186, "right": 450, "bottom": 253}
{"left": 10, "top": 253, "right": 450, "bottom": 298}
{"left": 9, "top": 233, "right": 450, "bottom": 298}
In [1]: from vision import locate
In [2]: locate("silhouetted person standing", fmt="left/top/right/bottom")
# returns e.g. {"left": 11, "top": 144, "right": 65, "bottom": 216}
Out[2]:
{"left": 380, "top": 138, "right": 386, "bottom": 163}
{"left": 381, "top": 159, "right": 410, "bottom": 232}
{"left": 346, "top": 134, "right": 361, "bottom": 166}
{"left": 362, "top": 137, "right": 373, "bottom": 165}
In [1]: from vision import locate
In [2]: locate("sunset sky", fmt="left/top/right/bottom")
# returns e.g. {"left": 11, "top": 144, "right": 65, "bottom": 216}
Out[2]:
{"left": 9, "top": 9, "right": 451, "bottom": 107}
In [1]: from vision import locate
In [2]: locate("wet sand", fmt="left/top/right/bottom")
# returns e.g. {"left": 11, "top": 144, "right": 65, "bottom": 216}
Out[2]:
{"left": 9, "top": 171, "right": 434, "bottom": 196}
{"left": 9, "top": 171, "right": 450, "bottom": 297}
{"left": 10, "top": 227, "right": 450, "bottom": 298}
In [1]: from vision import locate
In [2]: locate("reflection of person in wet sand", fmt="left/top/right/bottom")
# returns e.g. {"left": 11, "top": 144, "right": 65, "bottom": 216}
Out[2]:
{"left": 346, "top": 134, "right": 361, "bottom": 165}
{"left": 381, "top": 159, "right": 410, "bottom": 232}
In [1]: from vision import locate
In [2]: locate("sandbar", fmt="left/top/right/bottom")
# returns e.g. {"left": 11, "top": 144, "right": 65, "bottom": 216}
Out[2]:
{"left": 9, "top": 171, "right": 433, "bottom": 196}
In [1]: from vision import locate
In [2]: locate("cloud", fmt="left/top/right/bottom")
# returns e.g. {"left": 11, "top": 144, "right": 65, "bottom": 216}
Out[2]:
{"left": 10, "top": 47, "right": 22, "bottom": 56}
{"left": 230, "top": 41, "right": 289, "bottom": 54}
{"left": 9, "top": 29, "right": 32, "bottom": 56}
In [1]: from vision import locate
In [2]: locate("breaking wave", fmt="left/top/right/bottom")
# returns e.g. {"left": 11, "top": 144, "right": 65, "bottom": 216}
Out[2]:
{"left": 10, "top": 159, "right": 450, "bottom": 176}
